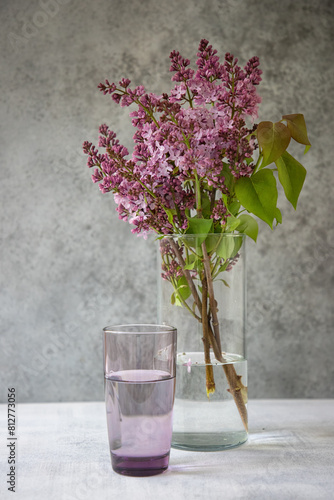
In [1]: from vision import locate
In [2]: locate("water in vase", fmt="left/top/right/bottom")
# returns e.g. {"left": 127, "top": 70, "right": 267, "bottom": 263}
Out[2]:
{"left": 172, "top": 352, "right": 248, "bottom": 451}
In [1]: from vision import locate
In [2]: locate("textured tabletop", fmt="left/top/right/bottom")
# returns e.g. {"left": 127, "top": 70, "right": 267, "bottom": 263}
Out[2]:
{"left": 0, "top": 400, "right": 333, "bottom": 500}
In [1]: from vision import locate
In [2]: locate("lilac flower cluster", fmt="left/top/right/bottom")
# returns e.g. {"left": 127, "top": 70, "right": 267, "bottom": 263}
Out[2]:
{"left": 83, "top": 39, "right": 262, "bottom": 237}
{"left": 159, "top": 239, "right": 182, "bottom": 281}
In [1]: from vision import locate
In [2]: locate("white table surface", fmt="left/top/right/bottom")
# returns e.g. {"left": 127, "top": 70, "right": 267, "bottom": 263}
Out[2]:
{"left": 0, "top": 400, "right": 333, "bottom": 500}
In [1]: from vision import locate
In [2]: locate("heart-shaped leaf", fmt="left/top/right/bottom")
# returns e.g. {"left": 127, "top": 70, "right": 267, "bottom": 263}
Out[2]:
{"left": 186, "top": 217, "right": 213, "bottom": 236}
{"left": 282, "top": 114, "right": 311, "bottom": 146}
{"left": 235, "top": 169, "right": 278, "bottom": 228}
{"left": 225, "top": 215, "right": 241, "bottom": 232}
{"left": 237, "top": 214, "right": 258, "bottom": 242}
{"left": 275, "top": 151, "right": 307, "bottom": 209}
{"left": 185, "top": 217, "right": 213, "bottom": 246}
{"left": 176, "top": 276, "right": 191, "bottom": 301}
{"left": 216, "top": 237, "right": 235, "bottom": 260}
{"left": 257, "top": 121, "right": 291, "bottom": 169}
{"left": 216, "top": 235, "right": 243, "bottom": 260}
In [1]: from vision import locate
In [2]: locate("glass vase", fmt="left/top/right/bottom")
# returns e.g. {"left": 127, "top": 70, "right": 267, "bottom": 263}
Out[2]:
{"left": 157, "top": 234, "right": 247, "bottom": 451}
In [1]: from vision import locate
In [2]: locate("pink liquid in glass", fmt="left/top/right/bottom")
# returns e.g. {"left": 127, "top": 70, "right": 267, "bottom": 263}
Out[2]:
{"left": 105, "top": 369, "right": 175, "bottom": 476}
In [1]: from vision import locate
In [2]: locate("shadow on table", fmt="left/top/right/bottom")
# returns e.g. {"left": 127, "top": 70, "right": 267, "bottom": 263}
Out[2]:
{"left": 167, "top": 428, "right": 306, "bottom": 475}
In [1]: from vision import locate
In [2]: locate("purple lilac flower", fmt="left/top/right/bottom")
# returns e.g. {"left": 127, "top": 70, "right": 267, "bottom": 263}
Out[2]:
{"left": 83, "top": 40, "right": 262, "bottom": 237}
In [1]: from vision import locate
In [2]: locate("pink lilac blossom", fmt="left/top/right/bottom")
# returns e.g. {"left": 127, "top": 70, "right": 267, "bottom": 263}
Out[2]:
{"left": 225, "top": 253, "right": 240, "bottom": 272}
{"left": 211, "top": 199, "right": 227, "bottom": 223}
{"left": 83, "top": 39, "right": 262, "bottom": 237}
{"left": 159, "top": 238, "right": 190, "bottom": 282}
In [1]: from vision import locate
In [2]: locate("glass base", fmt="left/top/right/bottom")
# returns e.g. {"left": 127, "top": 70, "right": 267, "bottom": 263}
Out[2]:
{"left": 111, "top": 452, "right": 170, "bottom": 476}
{"left": 172, "top": 431, "right": 248, "bottom": 451}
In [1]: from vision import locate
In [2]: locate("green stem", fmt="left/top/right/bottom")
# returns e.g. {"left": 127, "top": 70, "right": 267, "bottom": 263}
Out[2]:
{"left": 201, "top": 241, "right": 222, "bottom": 352}
{"left": 169, "top": 239, "right": 202, "bottom": 315}
{"left": 171, "top": 277, "right": 202, "bottom": 321}
{"left": 170, "top": 188, "right": 183, "bottom": 227}
{"left": 201, "top": 275, "right": 215, "bottom": 396}
{"left": 116, "top": 88, "right": 160, "bottom": 128}
{"left": 194, "top": 172, "right": 202, "bottom": 216}
{"left": 211, "top": 254, "right": 224, "bottom": 279}
{"left": 185, "top": 85, "right": 194, "bottom": 108}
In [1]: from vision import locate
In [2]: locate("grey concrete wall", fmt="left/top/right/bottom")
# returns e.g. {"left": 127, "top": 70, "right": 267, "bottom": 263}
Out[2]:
{"left": 1, "top": 0, "right": 333, "bottom": 403}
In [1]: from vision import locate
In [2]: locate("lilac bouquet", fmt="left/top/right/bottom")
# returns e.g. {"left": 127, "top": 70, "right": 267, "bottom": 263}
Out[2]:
{"left": 83, "top": 40, "right": 310, "bottom": 429}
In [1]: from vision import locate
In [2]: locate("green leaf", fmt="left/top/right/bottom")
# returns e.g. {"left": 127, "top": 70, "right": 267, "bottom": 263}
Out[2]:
{"left": 220, "top": 195, "right": 240, "bottom": 221}
{"left": 228, "top": 200, "right": 241, "bottom": 216}
{"left": 274, "top": 207, "right": 282, "bottom": 224}
{"left": 165, "top": 209, "right": 176, "bottom": 226}
{"left": 235, "top": 170, "right": 278, "bottom": 228}
{"left": 171, "top": 292, "right": 182, "bottom": 306}
{"left": 183, "top": 253, "right": 200, "bottom": 270}
{"left": 275, "top": 151, "right": 307, "bottom": 209}
{"left": 186, "top": 217, "right": 213, "bottom": 245}
{"left": 176, "top": 276, "right": 191, "bottom": 301}
{"left": 216, "top": 235, "right": 243, "bottom": 260}
{"left": 282, "top": 114, "right": 311, "bottom": 146}
{"left": 257, "top": 121, "right": 291, "bottom": 169}
{"left": 237, "top": 214, "right": 258, "bottom": 242}
{"left": 222, "top": 163, "right": 234, "bottom": 192}
{"left": 218, "top": 261, "right": 229, "bottom": 273}
{"left": 201, "top": 191, "right": 212, "bottom": 219}
{"left": 183, "top": 261, "right": 196, "bottom": 271}
{"left": 219, "top": 279, "right": 230, "bottom": 288}
{"left": 174, "top": 297, "right": 182, "bottom": 307}
{"left": 233, "top": 235, "right": 243, "bottom": 255}
{"left": 203, "top": 234, "right": 219, "bottom": 254}
{"left": 225, "top": 215, "right": 241, "bottom": 232}
{"left": 216, "top": 237, "right": 235, "bottom": 260}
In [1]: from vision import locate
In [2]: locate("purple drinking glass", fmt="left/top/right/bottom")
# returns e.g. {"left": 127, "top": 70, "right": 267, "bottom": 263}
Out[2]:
{"left": 103, "top": 324, "right": 177, "bottom": 477}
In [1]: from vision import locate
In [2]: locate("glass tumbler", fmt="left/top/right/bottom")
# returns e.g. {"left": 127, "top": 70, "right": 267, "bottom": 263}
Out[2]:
{"left": 103, "top": 324, "right": 177, "bottom": 476}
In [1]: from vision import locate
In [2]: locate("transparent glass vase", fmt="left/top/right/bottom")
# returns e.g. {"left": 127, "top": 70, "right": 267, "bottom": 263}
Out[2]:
{"left": 157, "top": 233, "right": 247, "bottom": 451}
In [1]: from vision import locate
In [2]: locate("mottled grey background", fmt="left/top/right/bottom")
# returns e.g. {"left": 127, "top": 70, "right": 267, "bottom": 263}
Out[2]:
{"left": 0, "top": 0, "right": 333, "bottom": 403}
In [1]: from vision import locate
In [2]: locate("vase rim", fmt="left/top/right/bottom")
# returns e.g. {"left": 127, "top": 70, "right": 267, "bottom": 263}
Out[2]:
{"left": 103, "top": 324, "right": 177, "bottom": 335}
{"left": 159, "top": 233, "right": 245, "bottom": 238}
